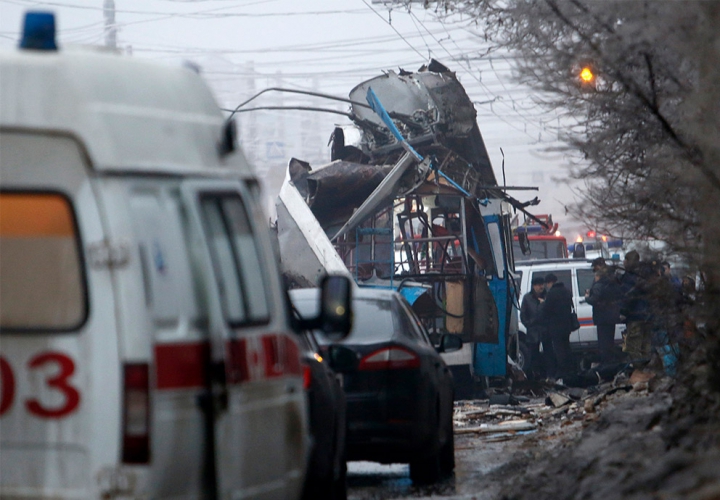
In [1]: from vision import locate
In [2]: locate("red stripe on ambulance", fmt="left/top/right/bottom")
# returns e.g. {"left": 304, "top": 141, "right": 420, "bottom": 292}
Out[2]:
{"left": 154, "top": 342, "right": 209, "bottom": 390}
{"left": 154, "top": 333, "right": 302, "bottom": 389}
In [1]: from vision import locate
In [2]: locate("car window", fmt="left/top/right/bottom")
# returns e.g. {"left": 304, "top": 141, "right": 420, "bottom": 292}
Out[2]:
{"left": 530, "top": 269, "right": 572, "bottom": 292}
{"left": 200, "top": 194, "right": 270, "bottom": 326}
{"left": 402, "top": 299, "right": 433, "bottom": 345}
{"left": 299, "top": 297, "right": 396, "bottom": 345}
{"left": 513, "top": 240, "right": 567, "bottom": 261}
{"left": 394, "top": 297, "right": 428, "bottom": 343}
{"left": 393, "top": 299, "right": 418, "bottom": 341}
{"left": 576, "top": 268, "right": 595, "bottom": 298}
{"left": 0, "top": 192, "right": 86, "bottom": 331}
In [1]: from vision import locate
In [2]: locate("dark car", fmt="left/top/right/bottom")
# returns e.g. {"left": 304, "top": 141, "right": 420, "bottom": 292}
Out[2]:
{"left": 290, "top": 287, "right": 462, "bottom": 485}
{"left": 297, "top": 328, "right": 348, "bottom": 500}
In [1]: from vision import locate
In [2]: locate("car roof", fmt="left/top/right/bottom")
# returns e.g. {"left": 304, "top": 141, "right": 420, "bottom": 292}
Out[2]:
{"left": 289, "top": 286, "right": 399, "bottom": 302}
{"left": 515, "top": 258, "right": 596, "bottom": 269}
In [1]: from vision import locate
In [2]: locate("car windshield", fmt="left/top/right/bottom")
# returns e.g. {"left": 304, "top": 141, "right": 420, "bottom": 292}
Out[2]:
{"left": 513, "top": 239, "right": 567, "bottom": 261}
{"left": 293, "top": 295, "right": 396, "bottom": 345}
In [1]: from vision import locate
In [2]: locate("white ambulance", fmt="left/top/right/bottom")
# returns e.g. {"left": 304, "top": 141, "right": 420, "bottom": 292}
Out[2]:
{"left": 0, "top": 11, "right": 351, "bottom": 500}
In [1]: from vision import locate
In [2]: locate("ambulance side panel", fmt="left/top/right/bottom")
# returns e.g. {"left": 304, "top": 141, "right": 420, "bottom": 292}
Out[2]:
{"left": 95, "top": 177, "right": 208, "bottom": 498}
{"left": 0, "top": 131, "right": 121, "bottom": 499}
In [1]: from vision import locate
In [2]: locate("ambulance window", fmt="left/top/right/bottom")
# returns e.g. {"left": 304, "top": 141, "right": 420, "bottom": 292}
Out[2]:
{"left": 129, "top": 189, "right": 198, "bottom": 322}
{"left": 577, "top": 269, "right": 595, "bottom": 298}
{"left": 0, "top": 192, "right": 87, "bottom": 331}
{"left": 201, "top": 194, "right": 270, "bottom": 326}
{"left": 531, "top": 269, "right": 572, "bottom": 291}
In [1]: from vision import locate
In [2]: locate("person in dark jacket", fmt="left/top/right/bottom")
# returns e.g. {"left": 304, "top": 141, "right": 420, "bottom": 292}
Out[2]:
{"left": 585, "top": 258, "right": 621, "bottom": 364}
{"left": 618, "top": 250, "right": 653, "bottom": 360}
{"left": 539, "top": 273, "right": 574, "bottom": 380}
{"left": 520, "top": 276, "right": 546, "bottom": 377}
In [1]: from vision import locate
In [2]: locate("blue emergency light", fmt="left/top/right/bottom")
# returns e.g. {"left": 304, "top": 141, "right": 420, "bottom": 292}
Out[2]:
{"left": 19, "top": 11, "right": 57, "bottom": 51}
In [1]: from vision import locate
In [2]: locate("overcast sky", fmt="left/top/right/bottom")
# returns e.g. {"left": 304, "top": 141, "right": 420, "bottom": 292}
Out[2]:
{"left": 0, "top": 0, "right": 585, "bottom": 235}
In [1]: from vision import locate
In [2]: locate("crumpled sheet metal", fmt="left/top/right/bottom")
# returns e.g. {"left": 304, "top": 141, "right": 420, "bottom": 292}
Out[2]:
{"left": 347, "top": 60, "right": 497, "bottom": 189}
{"left": 289, "top": 158, "right": 393, "bottom": 228}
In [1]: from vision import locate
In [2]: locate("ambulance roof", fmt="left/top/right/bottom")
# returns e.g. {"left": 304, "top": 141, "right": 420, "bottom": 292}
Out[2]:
{"left": 0, "top": 47, "right": 253, "bottom": 177}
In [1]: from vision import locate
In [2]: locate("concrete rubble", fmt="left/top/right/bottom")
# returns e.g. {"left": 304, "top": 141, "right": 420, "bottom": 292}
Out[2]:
{"left": 453, "top": 368, "right": 658, "bottom": 443}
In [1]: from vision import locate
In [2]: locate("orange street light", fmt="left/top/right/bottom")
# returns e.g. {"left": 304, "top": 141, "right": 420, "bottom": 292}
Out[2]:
{"left": 580, "top": 67, "right": 595, "bottom": 83}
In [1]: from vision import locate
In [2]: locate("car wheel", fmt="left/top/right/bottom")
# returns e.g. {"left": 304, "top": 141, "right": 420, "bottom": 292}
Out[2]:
{"left": 331, "top": 452, "right": 347, "bottom": 500}
{"left": 409, "top": 452, "right": 441, "bottom": 485}
{"left": 410, "top": 401, "right": 442, "bottom": 485}
{"left": 438, "top": 408, "right": 455, "bottom": 476}
{"left": 517, "top": 341, "right": 531, "bottom": 373}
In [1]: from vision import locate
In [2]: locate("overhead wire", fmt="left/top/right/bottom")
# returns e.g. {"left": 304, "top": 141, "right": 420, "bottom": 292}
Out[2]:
{"left": 359, "top": 0, "right": 426, "bottom": 61}
{"left": 405, "top": 8, "right": 545, "bottom": 143}
{"left": 411, "top": 9, "right": 558, "bottom": 129}
{"left": 2, "top": 0, "right": 563, "bottom": 151}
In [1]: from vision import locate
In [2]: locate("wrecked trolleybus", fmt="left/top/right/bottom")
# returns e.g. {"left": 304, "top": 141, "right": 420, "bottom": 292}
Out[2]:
{"left": 276, "top": 61, "right": 543, "bottom": 393}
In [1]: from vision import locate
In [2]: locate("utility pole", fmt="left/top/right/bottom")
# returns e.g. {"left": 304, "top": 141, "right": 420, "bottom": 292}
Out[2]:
{"left": 103, "top": 0, "right": 117, "bottom": 49}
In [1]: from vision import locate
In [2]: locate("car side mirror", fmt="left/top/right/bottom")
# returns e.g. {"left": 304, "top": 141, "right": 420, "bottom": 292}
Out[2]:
{"left": 318, "top": 274, "right": 353, "bottom": 341}
{"left": 326, "top": 344, "right": 358, "bottom": 372}
{"left": 436, "top": 333, "right": 463, "bottom": 353}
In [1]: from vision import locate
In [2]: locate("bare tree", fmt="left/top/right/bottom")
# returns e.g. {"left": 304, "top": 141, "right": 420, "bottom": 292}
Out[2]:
{"left": 411, "top": 0, "right": 720, "bottom": 349}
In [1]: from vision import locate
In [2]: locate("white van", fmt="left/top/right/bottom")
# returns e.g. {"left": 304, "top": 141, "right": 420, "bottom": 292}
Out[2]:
{"left": 513, "top": 258, "right": 625, "bottom": 369}
{"left": 0, "top": 12, "right": 350, "bottom": 500}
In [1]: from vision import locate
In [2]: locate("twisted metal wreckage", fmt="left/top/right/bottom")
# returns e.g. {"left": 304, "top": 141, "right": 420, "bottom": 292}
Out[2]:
{"left": 274, "top": 60, "right": 544, "bottom": 385}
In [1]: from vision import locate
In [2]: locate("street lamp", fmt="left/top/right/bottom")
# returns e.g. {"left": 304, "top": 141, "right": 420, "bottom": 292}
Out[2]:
{"left": 579, "top": 67, "right": 595, "bottom": 84}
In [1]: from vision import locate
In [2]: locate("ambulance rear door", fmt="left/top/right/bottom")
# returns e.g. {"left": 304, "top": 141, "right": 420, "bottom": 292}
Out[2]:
{"left": 0, "top": 131, "right": 121, "bottom": 499}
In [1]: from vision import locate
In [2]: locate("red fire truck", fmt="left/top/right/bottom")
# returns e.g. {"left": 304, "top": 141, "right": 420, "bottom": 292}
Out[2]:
{"left": 512, "top": 214, "right": 569, "bottom": 262}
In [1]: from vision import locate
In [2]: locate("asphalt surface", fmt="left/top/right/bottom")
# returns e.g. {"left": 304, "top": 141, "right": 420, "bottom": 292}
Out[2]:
{"left": 346, "top": 374, "right": 720, "bottom": 500}
{"left": 346, "top": 396, "right": 584, "bottom": 499}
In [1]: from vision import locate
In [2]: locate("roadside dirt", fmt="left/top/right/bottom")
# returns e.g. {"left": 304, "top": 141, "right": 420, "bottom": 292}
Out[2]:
{"left": 489, "top": 375, "right": 720, "bottom": 500}
{"left": 347, "top": 354, "right": 720, "bottom": 500}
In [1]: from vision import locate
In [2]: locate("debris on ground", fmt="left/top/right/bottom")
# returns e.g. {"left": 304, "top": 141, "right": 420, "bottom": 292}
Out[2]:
{"left": 454, "top": 370, "right": 652, "bottom": 443}
{"left": 466, "top": 365, "right": 720, "bottom": 500}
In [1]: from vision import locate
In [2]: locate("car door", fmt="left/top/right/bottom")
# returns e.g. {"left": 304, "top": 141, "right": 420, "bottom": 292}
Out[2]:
{"left": 575, "top": 267, "right": 598, "bottom": 344}
{"left": 0, "top": 133, "right": 120, "bottom": 499}
{"left": 181, "top": 179, "right": 306, "bottom": 500}
{"left": 396, "top": 297, "right": 453, "bottom": 432}
{"left": 529, "top": 269, "right": 578, "bottom": 343}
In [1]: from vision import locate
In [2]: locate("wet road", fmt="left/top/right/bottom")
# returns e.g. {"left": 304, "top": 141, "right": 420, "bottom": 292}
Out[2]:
{"left": 346, "top": 432, "right": 538, "bottom": 500}
{"left": 346, "top": 398, "right": 586, "bottom": 500}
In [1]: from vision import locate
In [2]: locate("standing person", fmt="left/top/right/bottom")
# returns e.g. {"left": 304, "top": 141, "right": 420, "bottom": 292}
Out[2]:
{"left": 539, "top": 273, "right": 574, "bottom": 381}
{"left": 585, "top": 257, "right": 621, "bottom": 364}
{"left": 619, "top": 250, "right": 653, "bottom": 361}
{"left": 520, "top": 276, "right": 547, "bottom": 377}
{"left": 661, "top": 261, "right": 682, "bottom": 292}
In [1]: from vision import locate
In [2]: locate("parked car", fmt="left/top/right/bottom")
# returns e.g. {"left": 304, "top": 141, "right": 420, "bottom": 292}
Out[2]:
{"left": 513, "top": 258, "right": 625, "bottom": 371}
{"left": 297, "top": 326, "right": 349, "bottom": 500}
{"left": 290, "top": 287, "right": 462, "bottom": 485}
